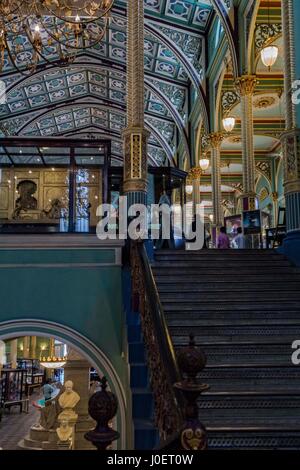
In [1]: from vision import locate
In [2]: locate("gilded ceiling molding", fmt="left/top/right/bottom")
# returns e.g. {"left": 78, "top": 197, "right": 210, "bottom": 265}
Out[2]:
{"left": 145, "top": 78, "right": 190, "bottom": 163}
{"left": 256, "top": 161, "right": 272, "bottom": 183}
{"left": 145, "top": 21, "right": 209, "bottom": 133}
{"left": 210, "top": 0, "right": 239, "bottom": 78}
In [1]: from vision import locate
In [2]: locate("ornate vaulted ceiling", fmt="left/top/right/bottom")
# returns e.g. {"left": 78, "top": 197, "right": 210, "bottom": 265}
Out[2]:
{"left": 0, "top": 0, "right": 214, "bottom": 167}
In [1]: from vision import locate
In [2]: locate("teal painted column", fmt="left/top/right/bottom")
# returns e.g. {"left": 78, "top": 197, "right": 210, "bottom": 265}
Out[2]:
{"left": 280, "top": 0, "right": 300, "bottom": 264}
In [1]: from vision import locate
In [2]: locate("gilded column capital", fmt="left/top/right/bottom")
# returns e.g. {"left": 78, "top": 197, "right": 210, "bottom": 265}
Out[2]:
{"left": 189, "top": 166, "right": 203, "bottom": 180}
{"left": 235, "top": 75, "right": 258, "bottom": 97}
{"left": 208, "top": 132, "right": 224, "bottom": 149}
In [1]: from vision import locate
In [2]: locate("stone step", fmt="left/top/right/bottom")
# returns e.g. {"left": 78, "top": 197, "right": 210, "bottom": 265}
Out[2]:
{"left": 167, "top": 317, "right": 300, "bottom": 327}
{"left": 171, "top": 331, "right": 300, "bottom": 344}
{"left": 29, "top": 427, "right": 49, "bottom": 442}
{"left": 207, "top": 429, "right": 300, "bottom": 450}
{"left": 198, "top": 415, "right": 300, "bottom": 428}
{"left": 166, "top": 311, "right": 300, "bottom": 322}
{"left": 156, "top": 282, "right": 300, "bottom": 292}
{"left": 152, "top": 266, "right": 298, "bottom": 275}
{"left": 154, "top": 249, "right": 278, "bottom": 255}
{"left": 153, "top": 260, "right": 292, "bottom": 268}
{"left": 175, "top": 342, "right": 293, "bottom": 365}
{"left": 18, "top": 439, "right": 42, "bottom": 451}
{"left": 22, "top": 435, "right": 44, "bottom": 450}
{"left": 155, "top": 250, "right": 286, "bottom": 261}
{"left": 198, "top": 393, "right": 300, "bottom": 420}
{"left": 152, "top": 258, "right": 295, "bottom": 269}
{"left": 154, "top": 273, "right": 300, "bottom": 282}
{"left": 163, "top": 302, "right": 300, "bottom": 311}
{"left": 160, "top": 291, "right": 300, "bottom": 301}
{"left": 163, "top": 298, "right": 300, "bottom": 313}
{"left": 199, "top": 364, "right": 300, "bottom": 382}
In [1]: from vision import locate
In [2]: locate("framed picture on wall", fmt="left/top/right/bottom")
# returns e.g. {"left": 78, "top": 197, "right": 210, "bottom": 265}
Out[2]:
{"left": 242, "top": 210, "right": 262, "bottom": 235}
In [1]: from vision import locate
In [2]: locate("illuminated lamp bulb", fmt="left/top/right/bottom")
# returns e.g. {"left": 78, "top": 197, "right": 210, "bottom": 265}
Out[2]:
{"left": 185, "top": 184, "right": 193, "bottom": 195}
{"left": 261, "top": 45, "right": 279, "bottom": 70}
{"left": 199, "top": 157, "right": 210, "bottom": 171}
{"left": 222, "top": 116, "right": 236, "bottom": 133}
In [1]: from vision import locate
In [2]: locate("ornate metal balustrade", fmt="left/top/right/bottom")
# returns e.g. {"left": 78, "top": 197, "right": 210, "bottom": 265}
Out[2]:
{"left": 130, "top": 241, "right": 183, "bottom": 441}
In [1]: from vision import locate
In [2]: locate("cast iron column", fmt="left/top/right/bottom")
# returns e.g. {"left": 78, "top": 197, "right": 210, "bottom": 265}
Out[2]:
{"left": 123, "top": 0, "right": 150, "bottom": 207}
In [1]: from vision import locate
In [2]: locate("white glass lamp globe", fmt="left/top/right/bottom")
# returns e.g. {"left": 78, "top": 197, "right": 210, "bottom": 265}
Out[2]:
{"left": 261, "top": 45, "right": 279, "bottom": 69}
{"left": 199, "top": 157, "right": 210, "bottom": 171}
{"left": 185, "top": 185, "right": 193, "bottom": 195}
{"left": 222, "top": 116, "right": 236, "bottom": 133}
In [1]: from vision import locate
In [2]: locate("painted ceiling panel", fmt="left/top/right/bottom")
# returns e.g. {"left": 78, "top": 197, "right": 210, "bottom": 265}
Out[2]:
{"left": 0, "top": 2, "right": 212, "bottom": 166}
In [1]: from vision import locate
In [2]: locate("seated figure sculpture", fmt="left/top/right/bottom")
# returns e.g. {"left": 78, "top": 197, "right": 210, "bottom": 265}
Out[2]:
{"left": 41, "top": 198, "right": 62, "bottom": 219}
{"left": 58, "top": 380, "right": 80, "bottom": 424}
{"left": 32, "top": 382, "right": 62, "bottom": 431}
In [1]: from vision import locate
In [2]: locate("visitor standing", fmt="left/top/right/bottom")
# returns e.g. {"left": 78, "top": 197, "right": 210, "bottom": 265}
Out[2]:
{"left": 217, "top": 226, "right": 230, "bottom": 249}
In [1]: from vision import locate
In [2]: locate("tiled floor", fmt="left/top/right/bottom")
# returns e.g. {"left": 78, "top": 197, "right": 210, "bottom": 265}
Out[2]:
{"left": 0, "top": 395, "right": 40, "bottom": 450}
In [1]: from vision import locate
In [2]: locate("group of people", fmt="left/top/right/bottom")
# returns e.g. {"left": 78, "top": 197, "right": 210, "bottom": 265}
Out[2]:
{"left": 217, "top": 226, "right": 245, "bottom": 249}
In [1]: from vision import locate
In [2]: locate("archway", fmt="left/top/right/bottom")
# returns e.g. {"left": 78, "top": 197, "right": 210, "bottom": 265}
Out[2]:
{"left": 0, "top": 319, "right": 129, "bottom": 449}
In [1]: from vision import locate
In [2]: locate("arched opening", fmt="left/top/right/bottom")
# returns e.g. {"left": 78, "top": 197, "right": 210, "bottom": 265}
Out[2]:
{"left": 0, "top": 319, "right": 129, "bottom": 450}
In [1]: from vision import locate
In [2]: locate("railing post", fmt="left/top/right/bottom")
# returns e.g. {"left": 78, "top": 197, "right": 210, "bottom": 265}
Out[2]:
{"left": 174, "top": 334, "right": 209, "bottom": 450}
{"left": 85, "top": 377, "right": 120, "bottom": 451}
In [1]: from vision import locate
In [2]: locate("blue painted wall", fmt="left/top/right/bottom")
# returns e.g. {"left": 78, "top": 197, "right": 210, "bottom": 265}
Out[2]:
{"left": 0, "top": 246, "right": 127, "bottom": 381}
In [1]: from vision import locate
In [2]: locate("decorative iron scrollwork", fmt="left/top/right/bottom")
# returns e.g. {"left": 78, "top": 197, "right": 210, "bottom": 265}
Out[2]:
{"left": 255, "top": 23, "right": 282, "bottom": 55}
{"left": 130, "top": 242, "right": 182, "bottom": 440}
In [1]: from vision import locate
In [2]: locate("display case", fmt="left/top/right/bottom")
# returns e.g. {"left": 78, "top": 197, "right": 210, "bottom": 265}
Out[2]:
{"left": 17, "top": 358, "right": 45, "bottom": 393}
{"left": 0, "top": 369, "right": 27, "bottom": 412}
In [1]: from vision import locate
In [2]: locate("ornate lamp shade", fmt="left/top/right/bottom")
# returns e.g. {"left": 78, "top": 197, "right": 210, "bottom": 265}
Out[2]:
{"left": 260, "top": 45, "right": 279, "bottom": 70}
{"left": 185, "top": 184, "right": 193, "bottom": 195}
{"left": 222, "top": 116, "right": 236, "bottom": 133}
{"left": 199, "top": 158, "right": 210, "bottom": 171}
{"left": 40, "top": 356, "right": 67, "bottom": 369}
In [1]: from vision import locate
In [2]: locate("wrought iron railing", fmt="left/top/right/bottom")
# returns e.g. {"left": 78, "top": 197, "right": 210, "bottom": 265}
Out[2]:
{"left": 130, "top": 240, "right": 184, "bottom": 441}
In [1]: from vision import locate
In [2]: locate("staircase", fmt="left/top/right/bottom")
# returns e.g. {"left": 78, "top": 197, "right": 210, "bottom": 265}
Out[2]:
{"left": 123, "top": 267, "right": 159, "bottom": 450}
{"left": 152, "top": 249, "right": 300, "bottom": 450}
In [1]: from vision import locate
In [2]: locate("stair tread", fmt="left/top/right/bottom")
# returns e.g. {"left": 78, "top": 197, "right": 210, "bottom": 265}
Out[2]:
{"left": 152, "top": 249, "right": 300, "bottom": 450}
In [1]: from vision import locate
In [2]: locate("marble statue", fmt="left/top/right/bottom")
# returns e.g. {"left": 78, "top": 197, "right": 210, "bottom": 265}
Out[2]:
{"left": 58, "top": 380, "right": 80, "bottom": 424}
{"left": 32, "top": 382, "right": 63, "bottom": 431}
{"left": 56, "top": 419, "right": 73, "bottom": 443}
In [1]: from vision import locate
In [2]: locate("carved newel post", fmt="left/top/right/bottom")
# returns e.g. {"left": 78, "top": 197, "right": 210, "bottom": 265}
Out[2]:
{"left": 174, "top": 334, "right": 209, "bottom": 450}
{"left": 85, "top": 377, "right": 120, "bottom": 450}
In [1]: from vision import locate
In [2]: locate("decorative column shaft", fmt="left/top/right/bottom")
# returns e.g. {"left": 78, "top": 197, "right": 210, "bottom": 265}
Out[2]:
{"left": 123, "top": 0, "right": 149, "bottom": 206}
{"left": 281, "top": 0, "right": 300, "bottom": 236}
{"left": 23, "top": 336, "right": 30, "bottom": 358}
{"left": 0, "top": 340, "right": 6, "bottom": 371}
{"left": 209, "top": 132, "right": 224, "bottom": 227}
{"left": 10, "top": 339, "right": 17, "bottom": 369}
{"left": 235, "top": 75, "right": 258, "bottom": 211}
{"left": 189, "top": 167, "right": 202, "bottom": 213}
{"left": 30, "top": 336, "right": 37, "bottom": 359}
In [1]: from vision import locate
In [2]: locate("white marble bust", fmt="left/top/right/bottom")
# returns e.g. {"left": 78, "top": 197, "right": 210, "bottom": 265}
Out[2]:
{"left": 58, "top": 380, "right": 80, "bottom": 423}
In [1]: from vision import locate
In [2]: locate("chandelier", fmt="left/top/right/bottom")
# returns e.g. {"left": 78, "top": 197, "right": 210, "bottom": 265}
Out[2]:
{"left": 0, "top": 0, "right": 114, "bottom": 74}
{"left": 40, "top": 355, "right": 67, "bottom": 369}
